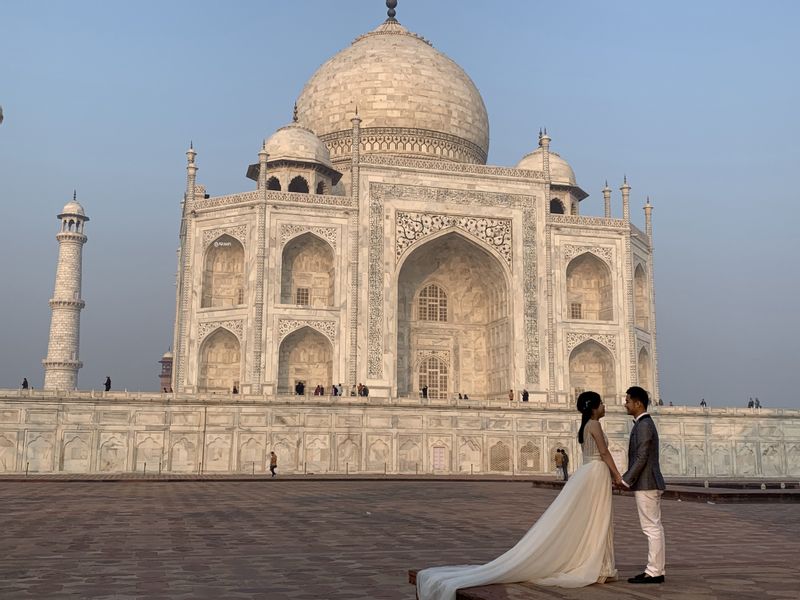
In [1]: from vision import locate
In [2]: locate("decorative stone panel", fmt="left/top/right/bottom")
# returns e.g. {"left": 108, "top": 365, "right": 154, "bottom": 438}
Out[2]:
{"left": 280, "top": 224, "right": 338, "bottom": 249}
{"left": 395, "top": 211, "right": 512, "bottom": 266}
{"left": 566, "top": 332, "right": 617, "bottom": 357}
{"left": 198, "top": 320, "right": 244, "bottom": 343}
{"left": 415, "top": 350, "right": 451, "bottom": 368}
{"left": 278, "top": 319, "right": 337, "bottom": 342}
{"left": 202, "top": 225, "right": 248, "bottom": 248}
{"left": 562, "top": 244, "right": 613, "bottom": 267}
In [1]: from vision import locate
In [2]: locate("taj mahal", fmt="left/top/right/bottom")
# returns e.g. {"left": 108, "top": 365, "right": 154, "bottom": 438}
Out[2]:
{"left": 1, "top": 3, "right": 799, "bottom": 478}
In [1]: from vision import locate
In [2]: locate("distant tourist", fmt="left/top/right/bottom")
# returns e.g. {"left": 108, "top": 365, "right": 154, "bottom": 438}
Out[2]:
{"left": 747, "top": 398, "right": 754, "bottom": 408}
{"left": 332, "top": 384, "right": 339, "bottom": 397}
{"left": 422, "top": 385, "right": 428, "bottom": 399}
{"left": 295, "top": 381, "right": 305, "bottom": 396}
{"left": 755, "top": 398, "right": 761, "bottom": 409}
{"left": 104, "top": 376, "right": 111, "bottom": 392}
{"left": 463, "top": 394, "right": 469, "bottom": 400}
{"left": 554, "top": 448, "right": 564, "bottom": 480}
{"left": 560, "top": 449, "right": 570, "bottom": 481}
{"left": 269, "top": 452, "right": 278, "bottom": 478}
{"left": 508, "top": 389, "right": 514, "bottom": 402}
{"left": 350, "top": 384, "right": 357, "bottom": 396}
{"left": 458, "top": 393, "right": 463, "bottom": 399}
{"left": 522, "top": 389, "right": 529, "bottom": 402}
{"left": 21, "top": 377, "right": 29, "bottom": 390}
{"left": 699, "top": 398, "right": 707, "bottom": 408}
{"left": 361, "top": 385, "right": 369, "bottom": 397}
{"left": 232, "top": 384, "right": 238, "bottom": 394}
{"left": 669, "top": 401, "right": 673, "bottom": 407}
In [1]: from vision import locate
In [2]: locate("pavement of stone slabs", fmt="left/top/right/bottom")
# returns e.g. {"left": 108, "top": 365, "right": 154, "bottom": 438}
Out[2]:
{"left": 0, "top": 480, "right": 797, "bottom": 599}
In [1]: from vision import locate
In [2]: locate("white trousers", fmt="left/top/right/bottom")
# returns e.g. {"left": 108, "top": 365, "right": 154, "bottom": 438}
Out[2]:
{"left": 634, "top": 490, "right": 665, "bottom": 577}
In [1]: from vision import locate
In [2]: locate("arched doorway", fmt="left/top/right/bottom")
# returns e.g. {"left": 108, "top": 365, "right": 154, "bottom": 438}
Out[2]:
{"left": 638, "top": 346, "right": 653, "bottom": 395}
{"left": 396, "top": 232, "right": 511, "bottom": 400}
{"left": 569, "top": 340, "right": 616, "bottom": 403}
{"left": 566, "top": 253, "right": 613, "bottom": 321}
{"left": 277, "top": 326, "right": 333, "bottom": 393}
{"left": 201, "top": 235, "right": 245, "bottom": 308}
{"left": 634, "top": 264, "right": 650, "bottom": 329}
{"left": 198, "top": 329, "right": 241, "bottom": 392}
{"left": 280, "top": 233, "right": 335, "bottom": 307}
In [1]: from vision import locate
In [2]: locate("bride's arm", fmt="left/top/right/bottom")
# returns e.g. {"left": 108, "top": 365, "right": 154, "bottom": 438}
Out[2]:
{"left": 587, "top": 422, "right": 623, "bottom": 485}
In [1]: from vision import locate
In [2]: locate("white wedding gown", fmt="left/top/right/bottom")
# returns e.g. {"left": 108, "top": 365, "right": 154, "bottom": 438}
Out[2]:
{"left": 417, "top": 433, "right": 617, "bottom": 600}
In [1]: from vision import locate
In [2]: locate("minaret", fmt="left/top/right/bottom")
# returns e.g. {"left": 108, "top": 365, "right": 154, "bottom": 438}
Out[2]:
{"left": 43, "top": 192, "right": 89, "bottom": 390}
{"left": 602, "top": 181, "right": 612, "bottom": 218}
{"left": 620, "top": 175, "right": 631, "bottom": 222}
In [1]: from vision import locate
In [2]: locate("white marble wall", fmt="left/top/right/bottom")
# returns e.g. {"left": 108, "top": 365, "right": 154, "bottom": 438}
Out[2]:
{"left": 2, "top": 391, "right": 798, "bottom": 478}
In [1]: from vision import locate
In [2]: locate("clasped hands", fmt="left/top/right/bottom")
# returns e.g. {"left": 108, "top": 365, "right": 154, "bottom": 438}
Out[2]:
{"left": 612, "top": 475, "right": 631, "bottom": 491}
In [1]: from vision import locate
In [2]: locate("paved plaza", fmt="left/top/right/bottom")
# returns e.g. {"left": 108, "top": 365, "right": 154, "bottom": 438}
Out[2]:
{"left": 0, "top": 480, "right": 798, "bottom": 599}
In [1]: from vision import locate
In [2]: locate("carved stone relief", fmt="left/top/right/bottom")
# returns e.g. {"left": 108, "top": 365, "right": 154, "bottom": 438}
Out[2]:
{"left": 280, "top": 224, "right": 338, "bottom": 249}
{"left": 566, "top": 332, "right": 617, "bottom": 357}
{"left": 415, "top": 350, "right": 451, "bottom": 368}
{"left": 198, "top": 320, "right": 244, "bottom": 343}
{"left": 562, "top": 244, "right": 613, "bottom": 266}
{"left": 202, "top": 225, "right": 248, "bottom": 248}
{"left": 395, "top": 212, "right": 512, "bottom": 266}
{"left": 278, "top": 319, "right": 337, "bottom": 343}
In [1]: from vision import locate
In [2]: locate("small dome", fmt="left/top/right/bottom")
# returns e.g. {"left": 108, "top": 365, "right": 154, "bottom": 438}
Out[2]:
{"left": 61, "top": 200, "right": 85, "bottom": 216}
{"left": 162, "top": 350, "right": 174, "bottom": 359}
{"left": 264, "top": 122, "right": 333, "bottom": 168}
{"left": 516, "top": 147, "right": 577, "bottom": 186}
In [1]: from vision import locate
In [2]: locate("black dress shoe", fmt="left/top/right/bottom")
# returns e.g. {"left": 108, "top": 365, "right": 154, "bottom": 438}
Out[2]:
{"left": 628, "top": 574, "right": 665, "bottom": 584}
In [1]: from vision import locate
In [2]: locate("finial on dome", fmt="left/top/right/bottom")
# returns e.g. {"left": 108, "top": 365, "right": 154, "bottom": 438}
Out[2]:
{"left": 190, "top": 140, "right": 193, "bottom": 150}
{"left": 386, "top": 0, "right": 398, "bottom": 22}
{"left": 293, "top": 103, "right": 298, "bottom": 123}
{"left": 73, "top": 190, "right": 77, "bottom": 201}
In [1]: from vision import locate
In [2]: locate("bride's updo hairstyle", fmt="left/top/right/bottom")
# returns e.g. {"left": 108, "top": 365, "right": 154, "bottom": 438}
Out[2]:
{"left": 577, "top": 391, "right": 602, "bottom": 444}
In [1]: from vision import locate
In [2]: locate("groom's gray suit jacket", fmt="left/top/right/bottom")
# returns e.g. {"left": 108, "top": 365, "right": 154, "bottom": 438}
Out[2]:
{"left": 623, "top": 414, "right": 666, "bottom": 491}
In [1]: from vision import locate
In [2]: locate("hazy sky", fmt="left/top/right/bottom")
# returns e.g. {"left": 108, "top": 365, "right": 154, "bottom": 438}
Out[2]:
{"left": 1, "top": 1, "right": 798, "bottom": 408}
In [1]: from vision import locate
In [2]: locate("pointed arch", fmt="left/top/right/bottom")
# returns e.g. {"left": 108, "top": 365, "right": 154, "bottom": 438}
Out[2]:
{"left": 634, "top": 263, "right": 650, "bottom": 329}
{"left": 399, "top": 439, "right": 421, "bottom": 473}
{"left": 201, "top": 234, "right": 245, "bottom": 308}
{"left": 638, "top": 346, "right": 653, "bottom": 395}
{"left": 198, "top": 328, "right": 241, "bottom": 392}
{"left": 566, "top": 252, "right": 613, "bottom": 321}
{"left": 267, "top": 176, "right": 281, "bottom": 191}
{"left": 288, "top": 176, "right": 309, "bottom": 193}
{"left": 417, "top": 355, "right": 449, "bottom": 400}
{"left": 416, "top": 282, "right": 448, "bottom": 322}
{"left": 280, "top": 231, "right": 335, "bottom": 307}
{"left": 397, "top": 231, "right": 512, "bottom": 400}
{"left": 569, "top": 340, "right": 616, "bottom": 403}
{"left": 549, "top": 198, "right": 565, "bottom": 214}
{"left": 519, "top": 441, "right": 541, "bottom": 472}
{"left": 277, "top": 326, "right": 333, "bottom": 394}
{"left": 489, "top": 441, "right": 511, "bottom": 472}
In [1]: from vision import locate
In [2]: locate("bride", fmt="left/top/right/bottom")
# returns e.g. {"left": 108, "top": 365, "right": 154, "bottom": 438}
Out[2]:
{"left": 417, "top": 391, "right": 624, "bottom": 600}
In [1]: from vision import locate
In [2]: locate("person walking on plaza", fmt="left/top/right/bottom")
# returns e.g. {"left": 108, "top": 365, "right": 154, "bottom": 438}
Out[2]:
{"left": 620, "top": 386, "right": 666, "bottom": 584}
{"left": 269, "top": 452, "right": 278, "bottom": 478}
{"left": 560, "top": 449, "right": 570, "bottom": 481}
{"left": 21, "top": 377, "right": 29, "bottom": 390}
{"left": 522, "top": 389, "right": 529, "bottom": 402}
{"left": 553, "top": 448, "right": 563, "bottom": 480}
{"left": 104, "top": 376, "right": 111, "bottom": 392}
{"left": 508, "top": 389, "right": 514, "bottom": 402}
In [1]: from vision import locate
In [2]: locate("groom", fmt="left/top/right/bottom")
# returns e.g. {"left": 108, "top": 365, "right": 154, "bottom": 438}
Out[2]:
{"left": 620, "top": 386, "right": 666, "bottom": 584}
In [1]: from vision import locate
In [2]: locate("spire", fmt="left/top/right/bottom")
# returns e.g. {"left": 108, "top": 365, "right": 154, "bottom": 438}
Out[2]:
{"left": 644, "top": 196, "right": 654, "bottom": 241}
{"left": 602, "top": 181, "right": 612, "bottom": 218}
{"left": 293, "top": 102, "right": 298, "bottom": 123}
{"left": 73, "top": 190, "right": 77, "bottom": 201}
{"left": 386, "top": 0, "right": 398, "bottom": 22}
{"left": 620, "top": 176, "right": 631, "bottom": 222}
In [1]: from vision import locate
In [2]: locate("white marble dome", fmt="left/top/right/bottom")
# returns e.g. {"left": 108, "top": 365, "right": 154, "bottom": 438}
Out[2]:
{"left": 265, "top": 122, "right": 333, "bottom": 168}
{"left": 516, "top": 147, "right": 577, "bottom": 186}
{"left": 60, "top": 200, "right": 86, "bottom": 217}
{"left": 295, "top": 19, "right": 489, "bottom": 164}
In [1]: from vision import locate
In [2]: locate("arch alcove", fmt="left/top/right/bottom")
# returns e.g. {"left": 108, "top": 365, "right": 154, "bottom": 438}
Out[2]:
{"left": 280, "top": 233, "right": 335, "bottom": 307}
{"left": 417, "top": 355, "right": 449, "bottom": 400}
{"left": 634, "top": 264, "right": 650, "bottom": 329}
{"left": 638, "top": 347, "right": 653, "bottom": 395}
{"left": 569, "top": 340, "right": 616, "bottom": 403}
{"left": 550, "top": 198, "right": 565, "bottom": 214}
{"left": 201, "top": 235, "right": 245, "bottom": 308}
{"left": 198, "top": 329, "right": 241, "bottom": 392}
{"left": 396, "top": 231, "right": 511, "bottom": 400}
{"left": 277, "top": 326, "right": 333, "bottom": 393}
{"left": 566, "top": 253, "right": 613, "bottom": 321}
{"left": 288, "top": 176, "right": 309, "bottom": 193}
